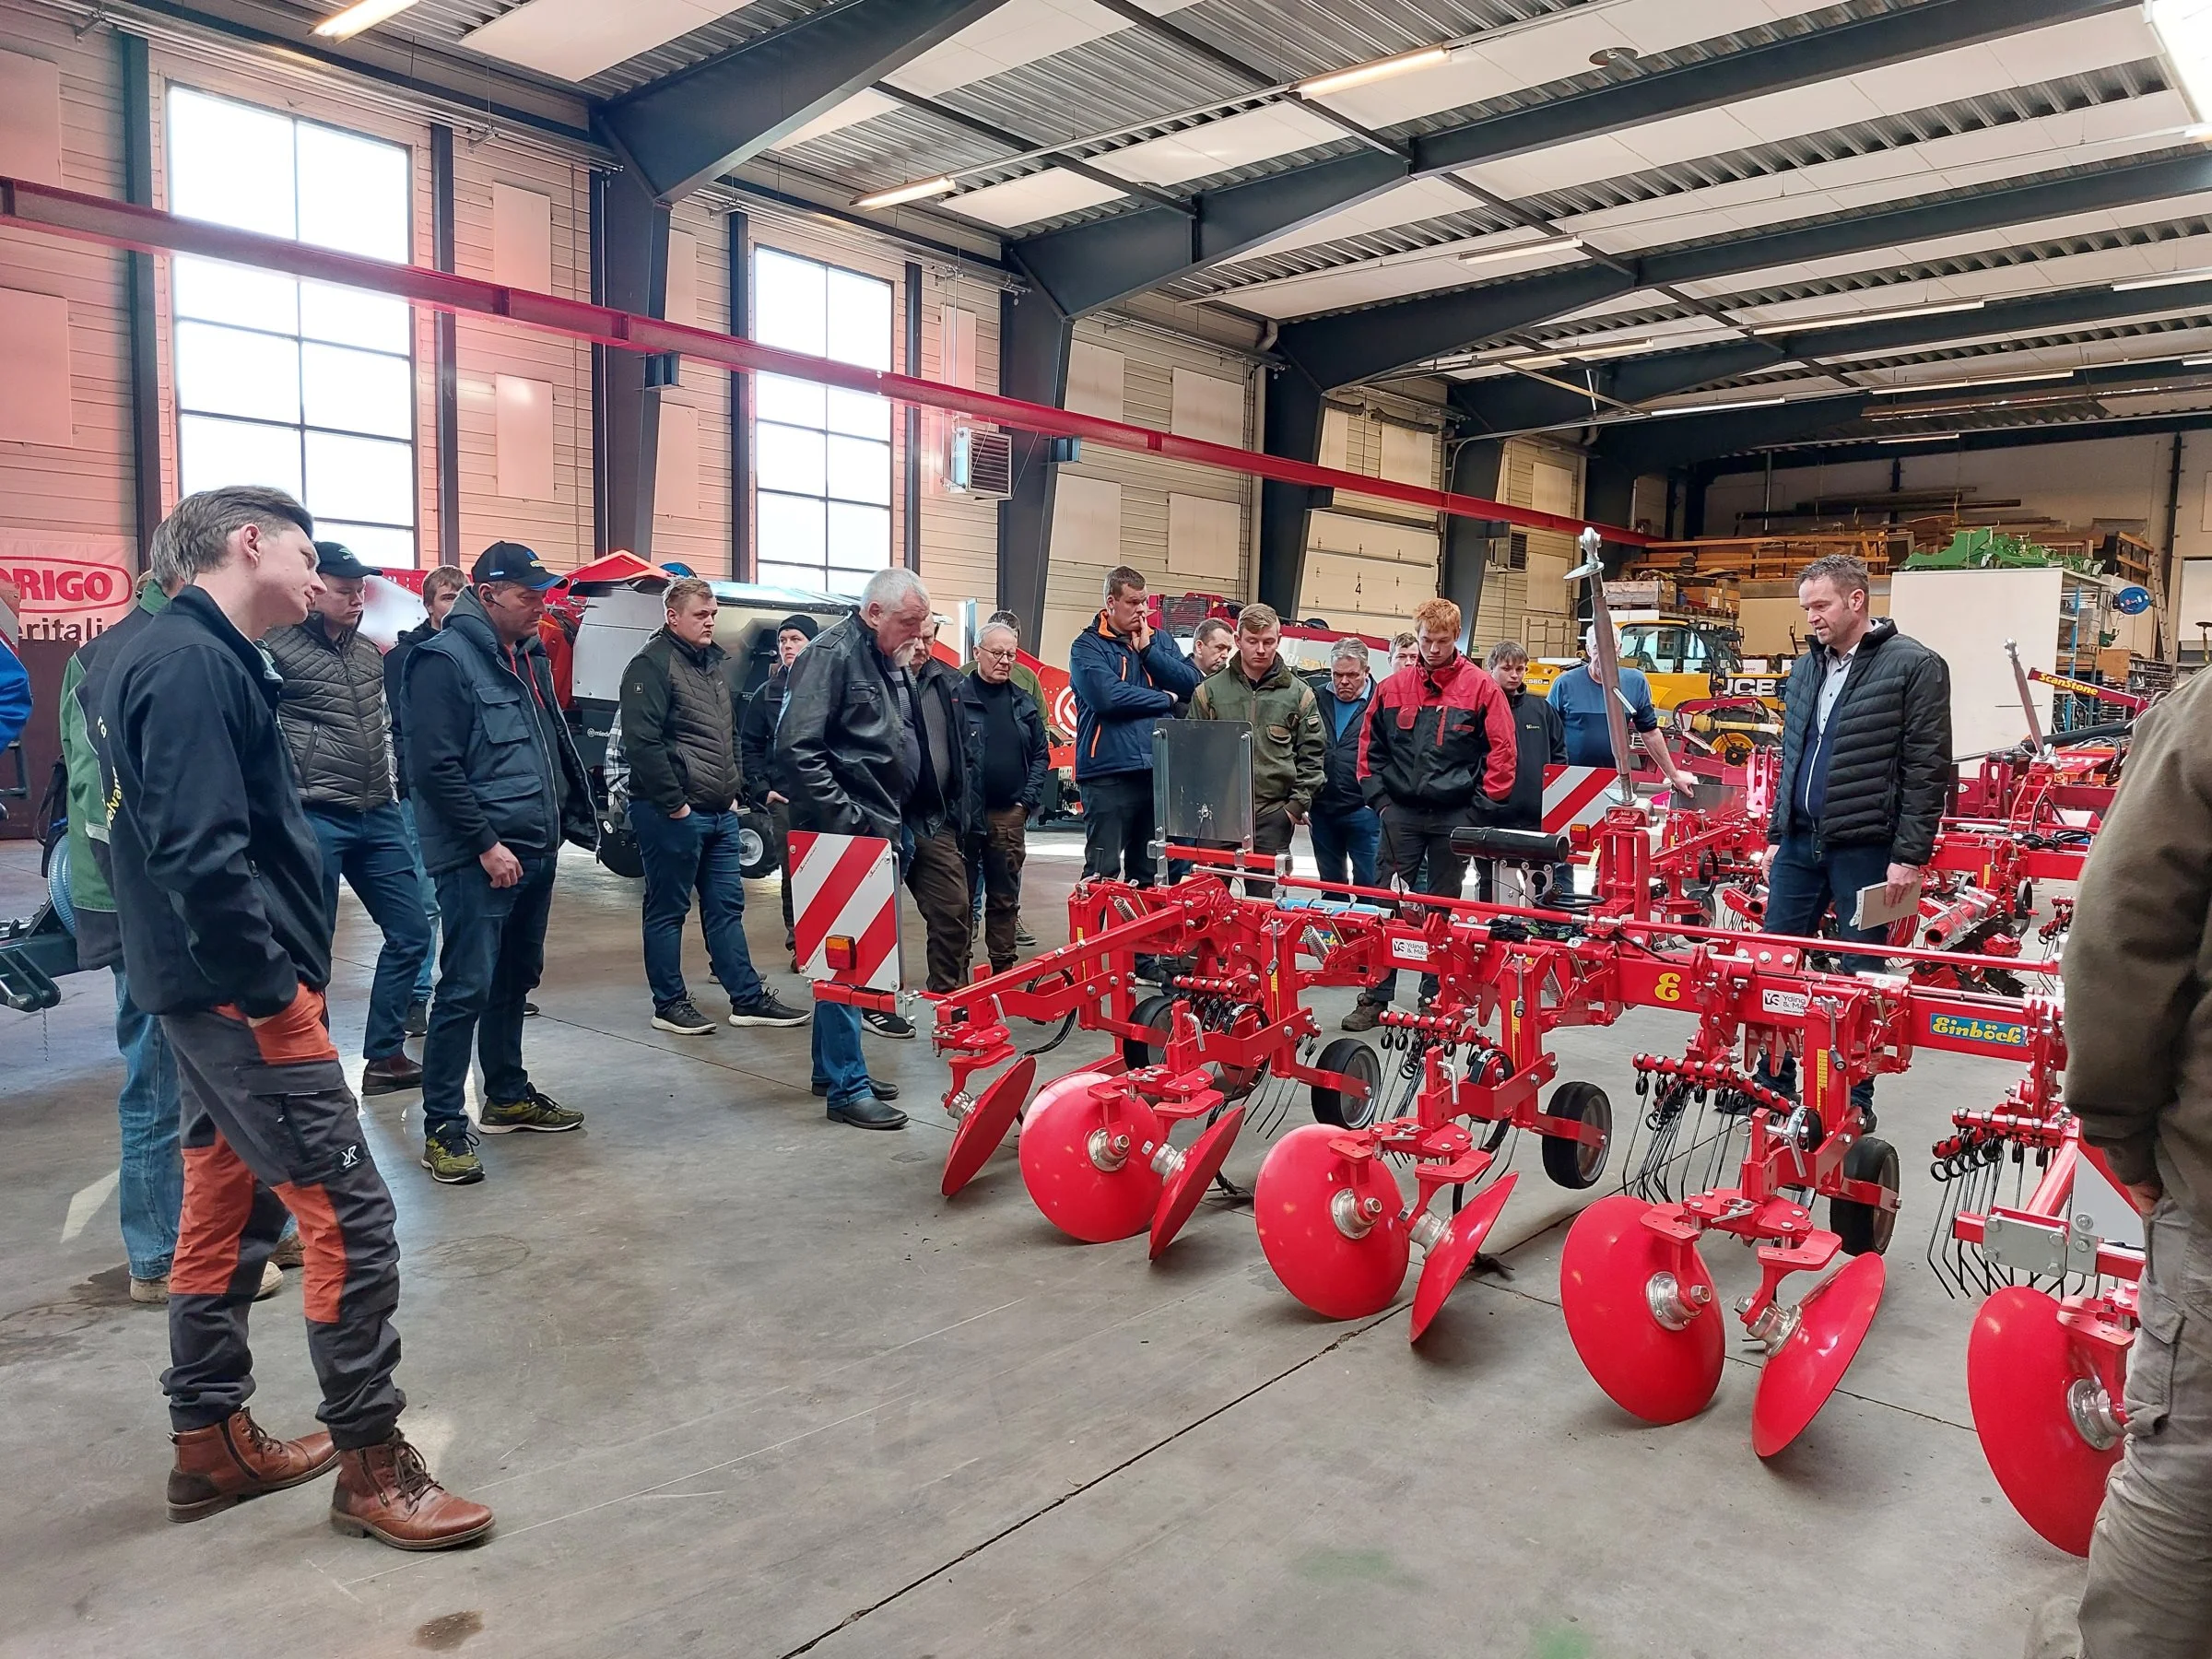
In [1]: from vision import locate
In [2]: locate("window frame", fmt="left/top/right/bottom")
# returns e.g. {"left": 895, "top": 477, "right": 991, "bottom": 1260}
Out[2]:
{"left": 163, "top": 83, "right": 419, "bottom": 560}
{"left": 747, "top": 242, "right": 895, "bottom": 596}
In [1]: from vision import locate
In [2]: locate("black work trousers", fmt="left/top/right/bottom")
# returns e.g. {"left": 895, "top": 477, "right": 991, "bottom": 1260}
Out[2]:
{"left": 1081, "top": 772, "right": 1157, "bottom": 886}
{"left": 1360, "top": 803, "right": 1472, "bottom": 1009}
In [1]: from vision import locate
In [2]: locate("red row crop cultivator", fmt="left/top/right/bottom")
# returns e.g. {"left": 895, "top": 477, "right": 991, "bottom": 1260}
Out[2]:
{"left": 806, "top": 641, "right": 2128, "bottom": 1537}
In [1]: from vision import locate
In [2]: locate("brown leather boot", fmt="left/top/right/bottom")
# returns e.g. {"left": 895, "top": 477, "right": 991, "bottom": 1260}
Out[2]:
{"left": 330, "top": 1434, "right": 494, "bottom": 1551}
{"left": 167, "top": 1409, "right": 338, "bottom": 1522}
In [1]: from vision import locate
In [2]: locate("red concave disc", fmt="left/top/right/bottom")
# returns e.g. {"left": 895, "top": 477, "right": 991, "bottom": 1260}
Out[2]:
{"left": 1148, "top": 1106, "right": 1245, "bottom": 1259}
{"left": 1253, "top": 1124, "right": 1410, "bottom": 1320}
{"left": 1409, "top": 1173, "right": 1520, "bottom": 1343}
{"left": 941, "top": 1055, "right": 1036, "bottom": 1198}
{"left": 1966, "top": 1286, "right": 2122, "bottom": 1557}
{"left": 1559, "top": 1193, "right": 1724, "bottom": 1426}
{"left": 1751, "top": 1251, "right": 1886, "bottom": 1457}
{"left": 1017, "top": 1070, "right": 1164, "bottom": 1242}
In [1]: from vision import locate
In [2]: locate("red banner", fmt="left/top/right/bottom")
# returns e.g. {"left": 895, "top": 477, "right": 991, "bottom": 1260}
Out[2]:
{"left": 1, "top": 533, "right": 135, "bottom": 643}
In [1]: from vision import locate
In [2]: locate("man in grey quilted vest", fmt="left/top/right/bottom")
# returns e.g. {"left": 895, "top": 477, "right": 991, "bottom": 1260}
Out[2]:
{"left": 263, "top": 542, "right": 432, "bottom": 1099}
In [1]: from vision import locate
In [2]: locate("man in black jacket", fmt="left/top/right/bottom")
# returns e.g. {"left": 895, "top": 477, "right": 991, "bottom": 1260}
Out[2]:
{"left": 776, "top": 567, "right": 936, "bottom": 1128}
{"left": 618, "top": 577, "right": 807, "bottom": 1037}
{"left": 958, "top": 620, "right": 1047, "bottom": 975}
{"left": 265, "top": 542, "right": 430, "bottom": 1097}
{"left": 738, "top": 613, "right": 817, "bottom": 961}
{"left": 384, "top": 564, "right": 465, "bottom": 1033}
{"left": 404, "top": 541, "right": 598, "bottom": 1185}
{"left": 908, "top": 621, "right": 985, "bottom": 994}
{"left": 1759, "top": 553, "right": 1952, "bottom": 1112}
{"left": 100, "top": 486, "right": 488, "bottom": 1549}
{"left": 1486, "top": 641, "right": 1569, "bottom": 907}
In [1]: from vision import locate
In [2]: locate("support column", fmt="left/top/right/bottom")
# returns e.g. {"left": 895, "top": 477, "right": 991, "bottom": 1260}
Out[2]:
{"left": 1440, "top": 439, "right": 1504, "bottom": 650}
{"left": 593, "top": 167, "right": 670, "bottom": 559}
{"left": 118, "top": 31, "right": 161, "bottom": 561}
{"left": 728, "top": 210, "right": 749, "bottom": 579}
{"left": 1256, "top": 367, "right": 1324, "bottom": 616}
{"left": 996, "top": 283, "right": 1072, "bottom": 629}
{"left": 430, "top": 124, "right": 460, "bottom": 567}
{"left": 903, "top": 262, "right": 923, "bottom": 573}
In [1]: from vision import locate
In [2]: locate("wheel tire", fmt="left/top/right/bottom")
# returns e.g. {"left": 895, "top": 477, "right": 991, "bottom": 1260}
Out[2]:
{"left": 595, "top": 821, "right": 645, "bottom": 879}
{"left": 1830, "top": 1135, "right": 1900, "bottom": 1256}
{"left": 1310, "top": 1037, "right": 1383, "bottom": 1128}
{"left": 1541, "top": 1080, "right": 1613, "bottom": 1190}
{"left": 1124, "top": 994, "right": 1177, "bottom": 1070}
{"left": 736, "top": 809, "right": 781, "bottom": 881}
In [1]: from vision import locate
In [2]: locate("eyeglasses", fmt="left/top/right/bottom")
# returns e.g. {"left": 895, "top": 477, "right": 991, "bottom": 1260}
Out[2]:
{"left": 977, "top": 646, "right": 1018, "bottom": 661}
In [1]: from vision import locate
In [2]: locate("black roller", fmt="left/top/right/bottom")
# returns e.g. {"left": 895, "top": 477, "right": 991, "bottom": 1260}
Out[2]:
{"left": 1447, "top": 824, "right": 1571, "bottom": 864}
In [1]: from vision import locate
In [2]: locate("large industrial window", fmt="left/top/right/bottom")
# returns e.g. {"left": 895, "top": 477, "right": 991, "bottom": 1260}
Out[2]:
{"left": 164, "top": 87, "right": 418, "bottom": 567}
{"left": 750, "top": 246, "right": 892, "bottom": 595}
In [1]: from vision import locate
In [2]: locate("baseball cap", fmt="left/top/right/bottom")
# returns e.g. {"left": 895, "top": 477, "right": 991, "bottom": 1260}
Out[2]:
{"left": 314, "top": 541, "right": 372, "bottom": 580}
{"left": 472, "top": 540, "right": 559, "bottom": 590}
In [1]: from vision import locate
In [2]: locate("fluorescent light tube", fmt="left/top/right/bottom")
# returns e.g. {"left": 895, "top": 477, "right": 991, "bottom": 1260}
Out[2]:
{"left": 853, "top": 177, "right": 957, "bottom": 211}
{"left": 1459, "top": 236, "right": 1583, "bottom": 268}
{"left": 313, "top": 0, "right": 418, "bottom": 37}
{"left": 1748, "top": 299, "right": 1984, "bottom": 335}
{"left": 1297, "top": 46, "right": 1450, "bottom": 99}
{"left": 2112, "top": 268, "right": 2212, "bottom": 291}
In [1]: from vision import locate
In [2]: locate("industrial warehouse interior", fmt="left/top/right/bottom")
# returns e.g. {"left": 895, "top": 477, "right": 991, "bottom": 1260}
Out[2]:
{"left": 6, "top": 0, "right": 2212, "bottom": 1654}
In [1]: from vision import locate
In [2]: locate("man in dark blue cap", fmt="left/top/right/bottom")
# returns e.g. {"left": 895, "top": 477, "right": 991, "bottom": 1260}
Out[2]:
{"left": 403, "top": 541, "right": 597, "bottom": 1186}
{"left": 264, "top": 540, "right": 433, "bottom": 1100}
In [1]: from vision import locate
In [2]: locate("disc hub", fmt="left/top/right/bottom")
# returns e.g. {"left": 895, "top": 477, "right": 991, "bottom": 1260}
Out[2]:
{"left": 2067, "top": 1377, "right": 2124, "bottom": 1452}
{"left": 1331, "top": 1187, "right": 1387, "bottom": 1240}
{"left": 1645, "top": 1270, "right": 1711, "bottom": 1331}
{"left": 1088, "top": 1128, "right": 1133, "bottom": 1171}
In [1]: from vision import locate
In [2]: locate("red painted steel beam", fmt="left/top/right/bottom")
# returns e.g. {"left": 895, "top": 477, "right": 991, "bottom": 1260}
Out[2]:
{"left": 0, "top": 176, "right": 1652, "bottom": 547}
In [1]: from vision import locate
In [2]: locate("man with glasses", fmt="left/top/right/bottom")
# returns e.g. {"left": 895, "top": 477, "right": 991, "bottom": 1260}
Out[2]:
{"left": 1310, "top": 639, "right": 1382, "bottom": 894}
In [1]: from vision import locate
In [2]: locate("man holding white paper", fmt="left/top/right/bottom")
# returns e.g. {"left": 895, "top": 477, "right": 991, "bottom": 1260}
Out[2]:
{"left": 1758, "top": 553, "right": 1951, "bottom": 1117}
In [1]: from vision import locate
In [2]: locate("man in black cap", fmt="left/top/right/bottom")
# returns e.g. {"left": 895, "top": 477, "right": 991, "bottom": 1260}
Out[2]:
{"left": 264, "top": 542, "right": 432, "bottom": 1098}
{"left": 739, "top": 613, "right": 818, "bottom": 965}
{"left": 403, "top": 541, "right": 596, "bottom": 1186}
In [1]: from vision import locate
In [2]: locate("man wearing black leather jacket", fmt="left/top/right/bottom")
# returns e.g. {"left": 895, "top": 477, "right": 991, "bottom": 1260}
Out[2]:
{"left": 775, "top": 568, "right": 935, "bottom": 1128}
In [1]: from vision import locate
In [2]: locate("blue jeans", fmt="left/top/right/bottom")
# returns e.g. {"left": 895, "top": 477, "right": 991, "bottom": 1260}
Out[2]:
{"left": 398, "top": 798, "right": 439, "bottom": 1001}
{"left": 1309, "top": 805, "right": 1381, "bottom": 893}
{"left": 629, "top": 803, "right": 767, "bottom": 1013}
{"left": 1757, "top": 829, "right": 1890, "bottom": 1111}
{"left": 308, "top": 804, "right": 434, "bottom": 1061}
{"left": 113, "top": 966, "right": 182, "bottom": 1280}
{"left": 811, "top": 1001, "right": 870, "bottom": 1108}
{"left": 423, "top": 853, "right": 556, "bottom": 1137}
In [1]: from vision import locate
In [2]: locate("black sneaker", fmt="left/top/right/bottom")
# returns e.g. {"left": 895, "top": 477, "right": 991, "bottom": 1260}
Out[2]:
{"left": 524, "top": 1000, "right": 540, "bottom": 1018}
{"left": 828, "top": 1096, "right": 908, "bottom": 1130}
{"left": 403, "top": 997, "right": 429, "bottom": 1039}
{"left": 729, "top": 992, "right": 809, "bottom": 1029}
{"left": 811, "top": 1077, "right": 900, "bottom": 1101}
{"left": 864, "top": 1009, "right": 916, "bottom": 1040}
{"left": 653, "top": 999, "right": 717, "bottom": 1036}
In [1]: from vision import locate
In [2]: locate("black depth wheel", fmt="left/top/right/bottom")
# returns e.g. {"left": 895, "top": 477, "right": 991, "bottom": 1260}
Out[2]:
{"left": 1830, "top": 1135, "right": 1900, "bottom": 1256}
{"left": 1124, "top": 994, "right": 1177, "bottom": 1070}
{"left": 1541, "top": 1080, "right": 1613, "bottom": 1190}
{"left": 1311, "top": 1037, "right": 1382, "bottom": 1128}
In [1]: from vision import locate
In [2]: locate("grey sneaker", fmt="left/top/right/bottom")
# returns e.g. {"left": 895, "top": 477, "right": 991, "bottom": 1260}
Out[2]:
{"left": 1339, "top": 1001, "right": 1383, "bottom": 1033}
{"left": 130, "top": 1274, "right": 170, "bottom": 1304}
{"left": 729, "top": 992, "right": 809, "bottom": 1029}
{"left": 479, "top": 1088, "right": 584, "bottom": 1134}
{"left": 253, "top": 1260, "right": 283, "bottom": 1300}
{"left": 653, "top": 999, "right": 716, "bottom": 1036}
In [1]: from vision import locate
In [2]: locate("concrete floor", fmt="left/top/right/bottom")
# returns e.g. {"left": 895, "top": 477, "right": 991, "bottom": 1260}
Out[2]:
{"left": 0, "top": 832, "right": 2084, "bottom": 1658}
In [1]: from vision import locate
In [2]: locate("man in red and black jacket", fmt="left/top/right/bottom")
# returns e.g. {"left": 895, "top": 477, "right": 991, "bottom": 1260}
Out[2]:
{"left": 1341, "top": 596, "right": 1516, "bottom": 1030}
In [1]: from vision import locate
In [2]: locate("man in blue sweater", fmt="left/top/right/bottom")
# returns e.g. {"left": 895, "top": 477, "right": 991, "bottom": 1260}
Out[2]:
{"left": 1069, "top": 566, "right": 1199, "bottom": 888}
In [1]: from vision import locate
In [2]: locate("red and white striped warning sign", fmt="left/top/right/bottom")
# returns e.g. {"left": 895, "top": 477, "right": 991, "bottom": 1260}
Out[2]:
{"left": 1540, "top": 765, "right": 1620, "bottom": 835}
{"left": 790, "top": 831, "right": 903, "bottom": 992}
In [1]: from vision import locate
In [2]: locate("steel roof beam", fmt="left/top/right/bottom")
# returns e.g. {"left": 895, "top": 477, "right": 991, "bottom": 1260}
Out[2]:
{"left": 1008, "top": 0, "right": 2129, "bottom": 317}
{"left": 597, "top": 0, "right": 1012, "bottom": 203}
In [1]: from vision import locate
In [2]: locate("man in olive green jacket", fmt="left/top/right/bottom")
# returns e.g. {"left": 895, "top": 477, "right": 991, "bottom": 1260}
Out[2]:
{"left": 1189, "top": 603, "right": 1325, "bottom": 893}
{"left": 2050, "top": 671, "right": 2212, "bottom": 1659}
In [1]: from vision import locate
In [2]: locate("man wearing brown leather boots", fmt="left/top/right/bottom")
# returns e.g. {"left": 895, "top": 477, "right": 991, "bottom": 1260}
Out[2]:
{"left": 100, "top": 486, "right": 491, "bottom": 1551}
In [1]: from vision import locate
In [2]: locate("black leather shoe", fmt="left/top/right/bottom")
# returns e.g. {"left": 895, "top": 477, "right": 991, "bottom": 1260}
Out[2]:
{"left": 827, "top": 1097, "right": 908, "bottom": 1130}
{"left": 812, "top": 1077, "right": 900, "bottom": 1101}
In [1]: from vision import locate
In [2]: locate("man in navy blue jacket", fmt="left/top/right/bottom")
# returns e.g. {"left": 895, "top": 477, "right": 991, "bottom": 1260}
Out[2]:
{"left": 1069, "top": 566, "right": 1199, "bottom": 887}
{"left": 0, "top": 574, "right": 28, "bottom": 760}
